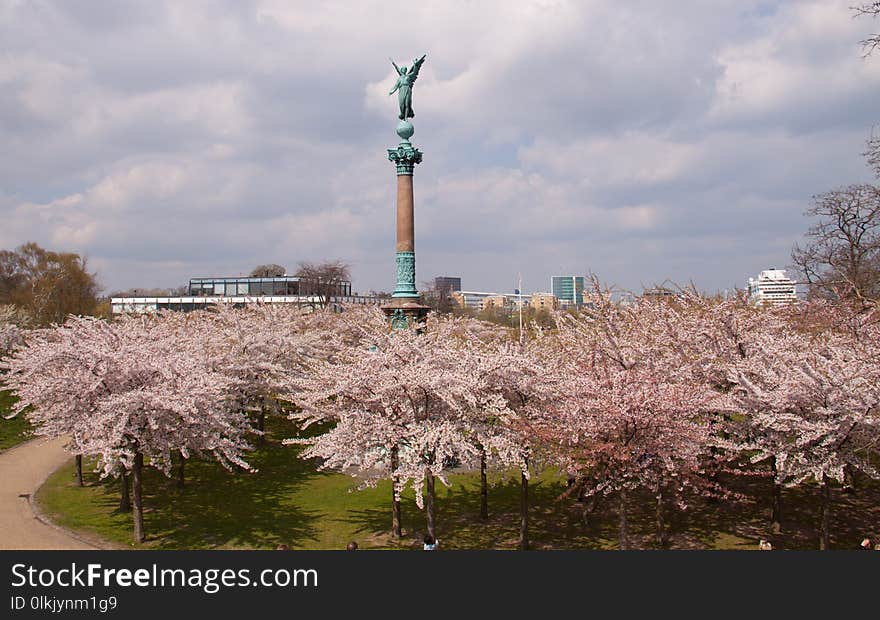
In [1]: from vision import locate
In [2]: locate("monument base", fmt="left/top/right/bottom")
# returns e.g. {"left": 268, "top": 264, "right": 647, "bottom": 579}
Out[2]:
{"left": 381, "top": 297, "right": 430, "bottom": 331}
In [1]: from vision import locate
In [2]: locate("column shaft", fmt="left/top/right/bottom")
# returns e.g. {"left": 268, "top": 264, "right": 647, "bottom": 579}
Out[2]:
{"left": 396, "top": 174, "right": 415, "bottom": 252}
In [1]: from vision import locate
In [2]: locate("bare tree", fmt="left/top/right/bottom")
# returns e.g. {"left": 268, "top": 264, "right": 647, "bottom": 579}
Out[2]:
{"left": 865, "top": 133, "right": 880, "bottom": 179}
{"left": 791, "top": 184, "right": 880, "bottom": 304}
{"left": 855, "top": 2, "right": 880, "bottom": 57}
{"left": 420, "top": 279, "right": 455, "bottom": 314}
{"left": 110, "top": 287, "right": 176, "bottom": 297}
{"left": 856, "top": 4, "right": 880, "bottom": 176}
{"left": 295, "top": 260, "right": 351, "bottom": 308}
{"left": 250, "top": 264, "right": 287, "bottom": 278}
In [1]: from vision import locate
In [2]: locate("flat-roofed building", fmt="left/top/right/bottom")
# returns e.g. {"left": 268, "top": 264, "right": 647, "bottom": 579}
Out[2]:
{"left": 551, "top": 276, "right": 586, "bottom": 307}
{"left": 530, "top": 292, "right": 558, "bottom": 312}
{"left": 481, "top": 294, "right": 507, "bottom": 311}
{"left": 642, "top": 287, "right": 682, "bottom": 302}
{"left": 452, "top": 290, "right": 496, "bottom": 310}
{"left": 433, "top": 276, "right": 462, "bottom": 294}
{"left": 112, "top": 275, "right": 375, "bottom": 315}
{"left": 188, "top": 275, "right": 351, "bottom": 298}
{"left": 748, "top": 269, "right": 798, "bottom": 306}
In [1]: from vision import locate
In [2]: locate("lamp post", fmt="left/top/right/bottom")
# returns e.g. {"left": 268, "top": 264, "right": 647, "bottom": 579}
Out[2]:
{"left": 518, "top": 273, "right": 524, "bottom": 347}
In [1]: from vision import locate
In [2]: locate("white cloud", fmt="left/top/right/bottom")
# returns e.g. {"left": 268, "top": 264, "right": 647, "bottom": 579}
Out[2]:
{"left": 0, "top": 0, "right": 877, "bottom": 295}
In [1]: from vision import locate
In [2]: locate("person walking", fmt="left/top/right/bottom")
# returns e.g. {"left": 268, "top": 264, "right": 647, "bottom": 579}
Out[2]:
{"left": 423, "top": 534, "right": 439, "bottom": 551}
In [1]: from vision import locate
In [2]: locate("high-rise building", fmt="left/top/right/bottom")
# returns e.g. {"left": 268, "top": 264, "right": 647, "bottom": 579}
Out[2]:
{"left": 551, "top": 276, "right": 585, "bottom": 306}
{"left": 747, "top": 269, "right": 798, "bottom": 306}
{"left": 434, "top": 276, "right": 462, "bottom": 293}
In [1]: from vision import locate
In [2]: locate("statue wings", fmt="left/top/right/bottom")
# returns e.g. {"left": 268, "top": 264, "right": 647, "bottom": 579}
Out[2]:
{"left": 408, "top": 54, "right": 427, "bottom": 83}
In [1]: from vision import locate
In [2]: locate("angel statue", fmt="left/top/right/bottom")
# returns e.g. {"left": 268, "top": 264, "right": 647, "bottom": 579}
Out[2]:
{"left": 388, "top": 54, "right": 427, "bottom": 120}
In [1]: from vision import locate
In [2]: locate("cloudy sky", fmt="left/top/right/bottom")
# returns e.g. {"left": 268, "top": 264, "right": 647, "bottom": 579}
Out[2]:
{"left": 2, "top": 0, "right": 878, "bottom": 295}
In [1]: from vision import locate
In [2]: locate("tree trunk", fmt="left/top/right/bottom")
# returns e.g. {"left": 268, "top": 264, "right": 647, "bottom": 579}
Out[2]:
{"left": 391, "top": 445, "right": 401, "bottom": 539}
{"left": 75, "top": 454, "right": 84, "bottom": 487}
{"left": 519, "top": 469, "right": 529, "bottom": 550}
{"left": 655, "top": 486, "right": 667, "bottom": 548}
{"left": 119, "top": 470, "right": 131, "bottom": 512}
{"left": 770, "top": 456, "right": 782, "bottom": 534}
{"left": 819, "top": 474, "right": 831, "bottom": 551}
{"left": 619, "top": 488, "right": 629, "bottom": 550}
{"left": 425, "top": 468, "right": 436, "bottom": 540}
{"left": 479, "top": 446, "right": 488, "bottom": 521}
{"left": 771, "top": 482, "right": 782, "bottom": 534}
{"left": 177, "top": 452, "right": 185, "bottom": 488}
{"left": 582, "top": 493, "right": 599, "bottom": 527}
{"left": 132, "top": 452, "right": 145, "bottom": 543}
{"left": 842, "top": 465, "right": 856, "bottom": 495}
{"left": 258, "top": 405, "right": 266, "bottom": 444}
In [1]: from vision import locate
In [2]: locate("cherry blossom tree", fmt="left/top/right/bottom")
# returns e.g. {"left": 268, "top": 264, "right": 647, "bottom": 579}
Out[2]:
{"left": 530, "top": 285, "right": 728, "bottom": 549}
{"left": 288, "top": 309, "right": 461, "bottom": 540}
{"left": 3, "top": 314, "right": 254, "bottom": 542}
{"left": 718, "top": 299, "right": 880, "bottom": 549}
{"left": 287, "top": 308, "right": 542, "bottom": 543}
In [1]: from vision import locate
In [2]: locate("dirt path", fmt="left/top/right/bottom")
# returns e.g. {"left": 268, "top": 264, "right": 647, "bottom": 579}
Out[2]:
{"left": 0, "top": 436, "right": 95, "bottom": 549}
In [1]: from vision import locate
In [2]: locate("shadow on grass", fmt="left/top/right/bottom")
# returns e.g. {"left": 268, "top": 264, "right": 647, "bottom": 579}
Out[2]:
{"left": 341, "top": 472, "right": 617, "bottom": 550}
{"left": 41, "top": 414, "right": 880, "bottom": 550}
{"left": 78, "top": 418, "right": 323, "bottom": 550}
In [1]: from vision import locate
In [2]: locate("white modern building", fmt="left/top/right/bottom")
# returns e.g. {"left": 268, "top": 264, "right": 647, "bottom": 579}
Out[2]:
{"left": 747, "top": 269, "right": 798, "bottom": 306}
{"left": 110, "top": 294, "right": 380, "bottom": 315}
{"left": 111, "top": 275, "right": 380, "bottom": 314}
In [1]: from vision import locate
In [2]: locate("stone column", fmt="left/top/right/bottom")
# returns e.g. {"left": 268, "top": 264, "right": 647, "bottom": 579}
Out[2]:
{"left": 382, "top": 120, "right": 429, "bottom": 329}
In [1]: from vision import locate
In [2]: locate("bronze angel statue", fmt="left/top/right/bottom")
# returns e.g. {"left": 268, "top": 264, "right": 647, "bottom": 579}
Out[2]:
{"left": 389, "top": 54, "right": 427, "bottom": 120}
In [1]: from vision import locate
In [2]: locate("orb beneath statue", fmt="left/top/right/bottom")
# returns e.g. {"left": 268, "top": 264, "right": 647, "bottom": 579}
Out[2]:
{"left": 396, "top": 120, "right": 414, "bottom": 141}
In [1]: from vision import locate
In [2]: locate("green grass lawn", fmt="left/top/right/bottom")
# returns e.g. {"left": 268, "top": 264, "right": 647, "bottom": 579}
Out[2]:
{"left": 0, "top": 389, "right": 31, "bottom": 451}
{"left": 35, "top": 416, "right": 880, "bottom": 550}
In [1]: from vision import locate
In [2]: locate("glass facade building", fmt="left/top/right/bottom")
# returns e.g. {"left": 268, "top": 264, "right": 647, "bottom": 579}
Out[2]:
{"left": 111, "top": 275, "right": 369, "bottom": 315}
{"left": 188, "top": 276, "right": 351, "bottom": 298}
{"left": 433, "top": 276, "right": 462, "bottom": 293}
{"left": 551, "top": 276, "right": 585, "bottom": 306}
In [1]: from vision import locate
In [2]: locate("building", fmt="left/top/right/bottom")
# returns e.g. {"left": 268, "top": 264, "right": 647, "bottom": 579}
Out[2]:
{"left": 505, "top": 293, "right": 530, "bottom": 309}
{"left": 451, "top": 290, "right": 534, "bottom": 312}
{"left": 551, "top": 276, "right": 586, "bottom": 307}
{"left": 452, "top": 290, "right": 500, "bottom": 311}
{"left": 642, "top": 287, "right": 682, "bottom": 302}
{"left": 433, "top": 276, "right": 462, "bottom": 294}
{"left": 112, "top": 275, "right": 376, "bottom": 315}
{"left": 188, "top": 275, "right": 351, "bottom": 298}
{"left": 480, "top": 294, "right": 507, "bottom": 311}
{"left": 530, "top": 292, "right": 558, "bottom": 312}
{"left": 748, "top": 269, "right": 798, "bottom": 306}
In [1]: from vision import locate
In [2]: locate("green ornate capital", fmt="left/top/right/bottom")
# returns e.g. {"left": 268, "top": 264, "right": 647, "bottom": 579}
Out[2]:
{"left": 388, "top": 142, "right": 423, "bottom": 175}
{"left": 390, "top": 309, "right": 410, "bottom": 330}
{"left": 392, "top": 251, "right": 419, "bottom": 298}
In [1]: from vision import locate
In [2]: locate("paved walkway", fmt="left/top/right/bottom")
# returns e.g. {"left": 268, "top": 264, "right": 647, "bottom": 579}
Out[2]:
{"left": 0, "top": 437, "right": 95, "bottom": 549}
